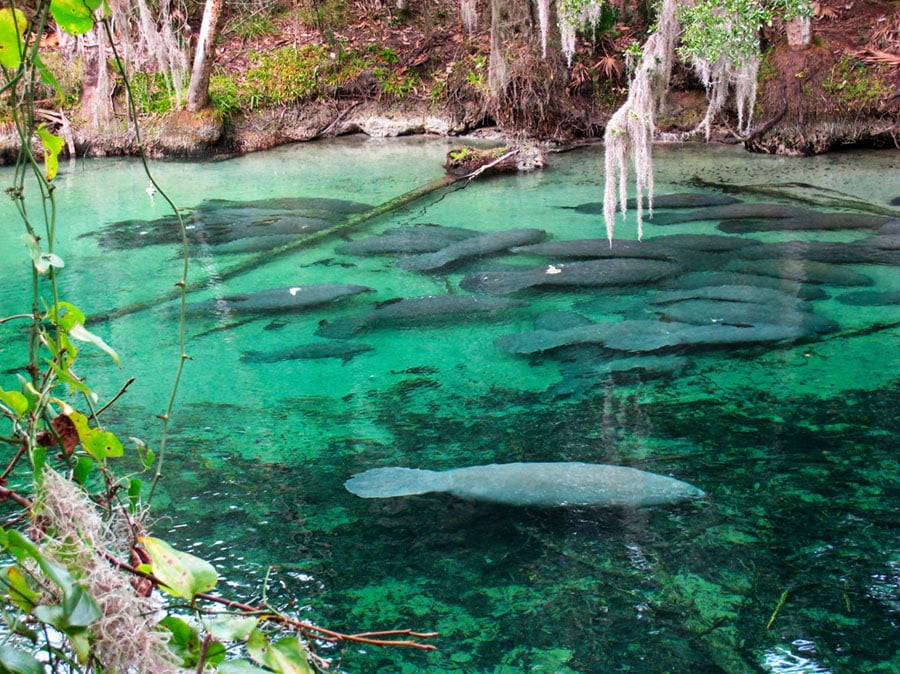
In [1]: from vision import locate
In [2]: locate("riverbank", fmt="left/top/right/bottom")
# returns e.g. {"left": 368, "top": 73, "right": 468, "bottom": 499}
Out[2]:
{"left": 1, "top": 0, "right": 897, "bottom": 163}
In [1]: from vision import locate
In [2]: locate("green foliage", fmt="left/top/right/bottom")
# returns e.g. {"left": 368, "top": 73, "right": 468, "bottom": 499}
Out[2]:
{"left": 822, "top": 54, "right": 892, "bottom": 111}
{"left": 294, "top": 0, "right": 348, "bottom": 33}
{"left": 128, "top": 71, "right": 177, "bottom": 115}
{"left": 678, "top": 0, "right": 811, "bottom": 66}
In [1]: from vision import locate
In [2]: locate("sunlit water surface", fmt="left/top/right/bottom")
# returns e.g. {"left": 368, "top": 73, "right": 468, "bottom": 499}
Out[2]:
{"left": 0, "top": 137, "right": 898, "bottom": 673}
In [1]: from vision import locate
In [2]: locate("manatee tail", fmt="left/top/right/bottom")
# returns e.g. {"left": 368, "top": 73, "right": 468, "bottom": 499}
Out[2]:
{"left": 344, "top": 467, "right": 451, "bottom": 499}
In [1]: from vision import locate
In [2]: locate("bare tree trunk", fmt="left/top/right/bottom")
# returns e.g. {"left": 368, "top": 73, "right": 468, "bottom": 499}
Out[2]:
{"left": 186, "top": 0, "right": 223, "bottom": 112}
{"left": 786, "top": 16, "right": 812, "bottom": 50}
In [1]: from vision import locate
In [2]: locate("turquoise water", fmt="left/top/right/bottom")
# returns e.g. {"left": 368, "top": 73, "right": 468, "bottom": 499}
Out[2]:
{"left": 0, "top": 137, "right": 898, "bottom": 673}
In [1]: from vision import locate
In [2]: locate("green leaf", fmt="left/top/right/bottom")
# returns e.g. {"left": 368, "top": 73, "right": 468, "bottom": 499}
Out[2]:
{"left": 1, "top": 566, "right": 41, "bottom": 612}
{"left": 248, "top": 631, "right": 313, "bottom": 674}
{"left": 0, "top": 8, "right": 27, "bottom": 69}
{"left": 73, "top": 456, "right": 94, "bottom": 484}
{"left": 0, "top": 388, "right": 28, "bottom": 417}
{"left": 127, "top": 478, "right": 142, "bottom": 512}
{"left": 47, "top": 301, "right": 85, "bottom": 331}
{"left": 66, "top": 410, "right": 123, "bottom": 460}
{"left": 67, "top": 322, "right": 120, "bottom": 366}
{"left": 140, "top": 536, "right": 217, "bottom": 600}
{"left": 160, "top": 616, "right": 201, "bottom": 666}
{"left": 0, "top": 645, "right": 44, "bottom": 674}
{"left": 49, "top": 0, "right": 102, "bottom": 36}
{"left": 202, "top": 614, "right": 260, "bottom": 641}
{"left": 62, "top": 584, "right": 101, "bottom": 628}
{"left": 35, "top": 125, "right": 64, "bottom": 181}
{"left": 217, "top": 661, "right": 270, "bottom": 674}
{"left": 34, "top": 52, "right": 63, "bottom": 95}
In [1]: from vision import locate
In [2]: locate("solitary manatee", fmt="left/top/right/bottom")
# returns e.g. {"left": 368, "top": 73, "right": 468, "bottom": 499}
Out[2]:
{"left": 315, "top": 294, "right": 527, "bottom": 338}
{"left": 345, "top": 462, "right": 706, "bottom": 508}
{"left": 241, "top": 340, "right": 373, "bottom": 364}
{"left": 181, "top": 284, "right": 374, "bottom": 316}
{"left": 460, "top": 258, "right": 682, "bottom": 294}
{"left": 397, "top": 228, "right": 547, "bottom": 271}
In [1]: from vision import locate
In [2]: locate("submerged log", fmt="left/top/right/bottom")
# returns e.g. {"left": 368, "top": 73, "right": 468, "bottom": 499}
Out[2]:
{"left": 443, "top": 145, "right": 547, "bottom": 178}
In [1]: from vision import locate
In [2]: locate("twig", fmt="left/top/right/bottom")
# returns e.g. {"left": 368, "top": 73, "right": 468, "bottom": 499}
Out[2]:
{"left": 102, "top": 552, "right": 439, "bottom": 652}
{"left": 766, "top": 588, "right": 790, "bottom": 630}
{"left": 91, "top": 377, "right": 136, "bottom": 419}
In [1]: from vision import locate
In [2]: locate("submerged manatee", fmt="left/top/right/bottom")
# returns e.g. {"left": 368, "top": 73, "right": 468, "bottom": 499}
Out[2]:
{"left": 717, "top": 212, "right": 891, "bottom": 233}
{"left": 460, "top": 258, "right": 682, "bottom": 294}
{"left": 397, "top": 228, "right": 547, "bottom": 271}
{"left": 836, "top": 290, "right": 900, "bottom": 306}
{"left": 648, "top": 203, "right": 815, "bottom": 226}
{"left": 654, "top": 298, "right": 838, "bottom": 334}
{"left": 567, "top": 192, "right": 740, "bottom": 213}
{"left": 345, "top": 462, "right": 706, "bottom": 508}
{"left": 182, "top": 284, "right": 374, "bottom": 316}
{"left": 661, "top": 271, "right": 828, "bottom": 300}
{"left": 315, "top": 294, "right": 527, "bottom": 338}
{"left": 241, "top": 340, "right": 373, "bottom": 364}
{"left": 510, "top": 238, "right": 673, "bottom": 260}
{"left": 336, "top": 224, "right": 480, "bottom": 255}
{"left": 724, "top": 259, "right": 873, "bottom": 286}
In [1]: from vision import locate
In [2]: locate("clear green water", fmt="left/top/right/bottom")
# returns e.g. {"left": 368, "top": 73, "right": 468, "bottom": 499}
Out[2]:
{"left": 0, "top": 137, "right": 898, "bottom": 673}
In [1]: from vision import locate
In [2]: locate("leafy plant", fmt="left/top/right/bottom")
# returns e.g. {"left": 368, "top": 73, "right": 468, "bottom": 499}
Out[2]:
{"left": 822, "top": 54, "right": 891, "bottom": 111}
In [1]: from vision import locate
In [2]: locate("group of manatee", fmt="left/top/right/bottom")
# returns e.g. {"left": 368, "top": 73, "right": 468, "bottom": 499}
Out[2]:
{"left": 112, "top": 188, "right": 898, "bottom": 509}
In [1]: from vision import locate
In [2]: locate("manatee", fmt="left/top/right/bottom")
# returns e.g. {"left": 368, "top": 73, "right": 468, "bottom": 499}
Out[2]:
{"left": 494, "top": 320, "right": 684, "bottom": 355}
{"left": 604, "top": 322, "right": 811, "bottom": 353}
{"left": 532, "top": 310, "right": 596, "bottom": 331}
{"left": 460, "top": 258, "right": 682, "bottom": 295}
{"left": 396, "top": 228, "right": 547, "bottom": 271}
{"left": 181, "top": 284, "right": 374, "bottom": 316}
{"left": 890, "top": 197, "right": 900, "bottom": 206}
{"left": 880, "top": 220, "right": 900, "bottom": 235}
{"left": 566, "top": 192, "right": 740, "bottom": 213}
{"left": 345, "top": 462, "right": 706, "bottom": 508}
{"left": 835, "top": 290, "right": 900, "bottom": 306}
{"left": 336, "top": 224, "right": 480, "bottom": 255}
{"left": 661, "top": 271, "right": 828, "bottom": 300}
{"left": 648, "top": 203, "right": 815, "bottom": 226}
{"left": 548, "top": 355, "right": 692, "bottom": 398}
{"left": 315, "top": 294, "right": 527, "bottom": 339}
{"left": 510, "top": 238, "right": 673, "bottom": 260}
{"left": 206, "top": 231, "right": 328, "bottom": 255}
{"left": 653, "top": 299, "right": 838, "bottom": 334}
{"left": 718, "top": 212, "right": 892, "bottom": 233}
{"left": 651, "top": 285, "right": 812, "bottom": 309}
{"left": 240, "top": 340, "right": 373, "bottom": 364}
{"left": 643, "top": 233, "right": 762, "bottom": 252}
{"left": 724, "top": 259, "right": 873, "bottom": 286}
{"left": 732, "top": 239, "right": 900, "bottom": 265}
{"left": 87, "top": 196, "right": 371, "bottom": 250}
{"left": 861, "top": 234, "right": 900, "bottom": 250}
